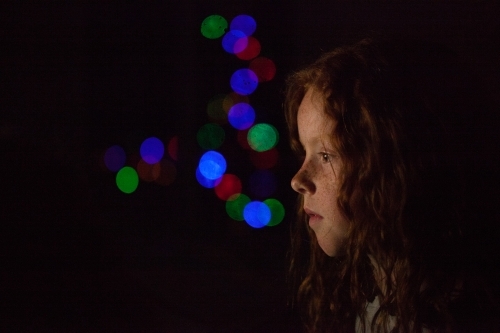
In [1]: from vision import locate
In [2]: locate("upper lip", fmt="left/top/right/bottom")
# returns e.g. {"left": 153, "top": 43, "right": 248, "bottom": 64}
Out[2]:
{"left": 304, "top": 208, "right": 322, "bottom": 218}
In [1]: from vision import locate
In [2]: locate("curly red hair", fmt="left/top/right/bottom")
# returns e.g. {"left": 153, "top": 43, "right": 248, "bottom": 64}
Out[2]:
{"left": 285, "top": 37, "right": 497, "bottom": 332}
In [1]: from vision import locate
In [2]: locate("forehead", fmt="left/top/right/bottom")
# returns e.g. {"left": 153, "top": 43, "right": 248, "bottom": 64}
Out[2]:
{"left": 297, "top": 89, "right": 336, "bottom": 144}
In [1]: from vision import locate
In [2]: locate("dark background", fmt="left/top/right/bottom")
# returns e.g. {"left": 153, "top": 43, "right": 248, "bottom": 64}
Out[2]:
{"left": 1, "top": 1, "right": 499, "bottom": 332}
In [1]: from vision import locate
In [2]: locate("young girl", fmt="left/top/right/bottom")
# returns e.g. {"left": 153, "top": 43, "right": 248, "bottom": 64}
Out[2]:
{"left": 285, "top": 37, "right": 499, "bottom": 332}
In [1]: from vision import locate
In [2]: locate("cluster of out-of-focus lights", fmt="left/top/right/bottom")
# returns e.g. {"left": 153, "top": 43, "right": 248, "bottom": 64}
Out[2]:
{"left": 199, "top": 14, "right": 284, "bottom": 228}
{"left": 102, "top": 136, "right": 178, "bottom": 194}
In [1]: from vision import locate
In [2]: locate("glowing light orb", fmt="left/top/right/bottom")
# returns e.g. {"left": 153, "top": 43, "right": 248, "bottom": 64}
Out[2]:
{"left": 247, "top": 123, "right": 279, "bottom": 152}
{"left": 222, "top": 30, "right": 247, "bottom": 54}
{"left": 264, "top": 198, "right": 285, "bottom": 226}
{"left": 207, "top": 94, "right": 227, "bottom": 124}
{"left": 116, "top": 166, "right": 139, "bottom": 194}
{"left": 198, "top": 150, "right": 227, "bottom": 180}
{"left": 137, "top": 159, "right": 160, "bottom": 182}
{"left": 228, "top": 102, "right": 255, "bottom": 130}
{"left": 222, "top": 92, "right": 249, "bottom": 113}
{"left": 249, "top": 57, "right": 276, "bottom": 82}
{"left": 243, "top": 201, "right": 271, "bottom": 228}
{"left": 236, "top": 36, "right": 261, "bottom": 61}
{"left": 249, "top": 148, "right": 279, "bottom": 169}
{"left": 230, "top": 68, "right": 258, "bottom": 95}
{"left": 214, "top": 174, "right": 242, "bottom": 201}
{"left": 104, "top": 145, "right": 126, "bottom": 172}
{"left": 155, "top": 159, "right": 177, "bottom": 186}
{"left": 230, "top": 14, "right": 257, "bottom": 36}
{"left": 168, "top": 136, "right": 178, "bottom": 161}
{"left": 249, "top": 169, "right": 277, "bottom": 198}
{"left": 197, "top": 123, "right": 225, "bottom": 150}
{"left": 140, "top": 137, "right": 164, "bottom": 164}
{"left": 226, "top": 193, "right": 251, "bottom": 221}
{"left": 201, "top": 15, "right": 228, "bottom": 39}
{"left": 196, "top": 166, "right": 222, "bottom": 188}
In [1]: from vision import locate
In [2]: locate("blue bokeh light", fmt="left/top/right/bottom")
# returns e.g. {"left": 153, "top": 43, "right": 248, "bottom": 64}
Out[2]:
{"left": 230, "top": 68, "right": 259, "bottom": 95}
{"left": 198, "top": 150, "right": 227, "bottom": 180}
{"left": 104, "top": 145, "right": 126, "bottom": 172}
{"left": 228, "top": 102, "right": 255, "bottom": 130}
{"left": 140, "top": 137, "right": 164, "bottom": 164}
{"left": 230, "top": 15, "right": 257, "bottom": 37}
{"left": 196, "top": 166, "right": 222, "bottom": 188}
{"left": 222, "top": 30, "right": 247, "bottom": 54}
{"left": 243, "top": 201, "right": 271, "bottom": 228}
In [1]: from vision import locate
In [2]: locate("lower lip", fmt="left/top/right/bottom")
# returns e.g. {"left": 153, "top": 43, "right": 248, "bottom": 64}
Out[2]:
{"left": 308, "top": 215, "right": 322, "bottom": 226}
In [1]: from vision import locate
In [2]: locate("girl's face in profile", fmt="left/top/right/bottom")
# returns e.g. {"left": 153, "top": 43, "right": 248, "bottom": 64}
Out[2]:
{"left": 291, "top": 89, "right": 349, "bottom": 257}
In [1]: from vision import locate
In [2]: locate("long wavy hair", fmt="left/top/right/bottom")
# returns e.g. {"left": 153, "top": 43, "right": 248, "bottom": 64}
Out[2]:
{"left": 285, "top": 37, "right": 496, "bottom": 332}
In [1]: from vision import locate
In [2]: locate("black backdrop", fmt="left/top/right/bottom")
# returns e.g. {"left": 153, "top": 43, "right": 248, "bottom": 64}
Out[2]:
{"left": 1, "top": 1, "right": 499, "bottom": 332}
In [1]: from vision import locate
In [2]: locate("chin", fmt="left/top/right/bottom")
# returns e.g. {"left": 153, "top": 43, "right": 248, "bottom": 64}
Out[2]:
{"left": 317, "top": 239, "right": 346, "bottom": 258}
{"left": 318, "top": 242, "right": 338, "bottom": 257}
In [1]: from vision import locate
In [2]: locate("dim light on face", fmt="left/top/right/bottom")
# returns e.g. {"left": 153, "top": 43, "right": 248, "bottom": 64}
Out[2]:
{"left": 291, "top": 89, "right": 349, "bottom": 257}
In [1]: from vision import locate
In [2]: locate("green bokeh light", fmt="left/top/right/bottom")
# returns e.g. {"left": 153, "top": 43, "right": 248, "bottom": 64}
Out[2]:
{"left": 197, "top": 123, "right": 225, "bottom": 150}
{"left": 264, "top": 198, "right": 285, "bottom": 226}
{"left": 247, "top": 123, "right": 279, "bottom": 152}
{"left": 116, "top": 166, "right": 139, "bottom": 194}
{"left": 226, "top": 193, "right": 251, "bottom": 221}
{"left": 201, "top": 15, "right": 228, "bottom": 39}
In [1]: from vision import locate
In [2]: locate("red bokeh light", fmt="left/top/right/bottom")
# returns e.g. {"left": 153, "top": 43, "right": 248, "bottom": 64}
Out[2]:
{"left": 214, "top": 174, "right": 242, "bottom": 200}
{"left": 249, "top": 57, "right": 276, "bottom": 82}
{"left": 249, "top": 148, "right": 279, "bottom": 169}
{"left": 236, "top": 36, "right": 261, "bottom": 60}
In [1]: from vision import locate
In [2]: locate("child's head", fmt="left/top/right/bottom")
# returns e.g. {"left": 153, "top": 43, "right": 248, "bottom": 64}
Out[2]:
{"left": 285, "top": 37, "right": 478, "bottom": 331}
{"left": 286, "top": 37, "right": 467, "bottom": 260}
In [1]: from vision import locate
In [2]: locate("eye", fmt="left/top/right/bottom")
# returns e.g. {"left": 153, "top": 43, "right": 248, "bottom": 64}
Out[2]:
{"left": 319, "top": 152, "right": 331, "bottom": 163}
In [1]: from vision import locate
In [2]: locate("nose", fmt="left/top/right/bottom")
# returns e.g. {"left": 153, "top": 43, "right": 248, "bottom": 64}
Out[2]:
{"left": 291, "top": 164, "right": 315, "bottom": 195}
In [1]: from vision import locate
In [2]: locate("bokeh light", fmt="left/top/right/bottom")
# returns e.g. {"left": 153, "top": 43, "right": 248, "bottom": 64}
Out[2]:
{"left": 226, "top": 193, "right": 251, "bottom": 221}
{"left": 263, "top": 198, "right": 285, "bottom": 227}
{"left": 248, "top": 169, "right": 277, "bottom": 198}
{"left": 207, "top": 94, "right": 227, "bottom": 124}
{"left": 247, "top": 123, "right": 279, "bottom": 152}
{"left": 230, "top": 14, "right": 257, "bottom": 36}
{"left": 104, "top": 145, "right": 126, "bottom": 172}
{"left": 201, "top": 15, "right": 228, "bottom": 39}
{"left": 140, "top": 137, "right": 164, "bottom": 164}
{"left": 198, "top": 150, "right": 227, "bottom": 180}
{"left": 197, "top": 123, "right": 225, "bottom": 150}
{"left": 155, "top": 159, "right": 177, "bottom": 186}
{"left": 137, "top": 159, "right": 160, "bottom": 182}
{"left": 168, "top": 136, "right": 178, "bottom": 161}
{"left": 228, "top": 102, "right": 255, "bottom": 130}
{"left": 249, "top": 148, "right": 279, "bottom": 169}
{"left": 222, "top": 30, "right": 247, "bottom": 54}
{"left": 214, "top": 174, "right": 242, "bottom": 201}
{"left": 196, "top": 166, "right": 222, "bottom": 188}
{"left": 116, "top": 166, "right": 139, "bottom": 194}
{"left": 222, "top": 92, "right": 249, "bottom": 113}
{"left": 198, "top": 13, "right": 284, "bottom": 229}
{"left": 243, "top": 201, "right": 271, "bottom": 228}
{"left": 230, "top": 68, "right": 258, "bottom": 95}
{"left": 249, "top": 57, "right": 276, "bottom": 82}
{"left": 236, "top": 36, "right": 261, "bottom": 61}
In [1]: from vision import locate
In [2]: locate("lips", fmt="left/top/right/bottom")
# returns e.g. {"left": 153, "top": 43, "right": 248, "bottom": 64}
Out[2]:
{"left": 304, "top": 208, "right": 323, "bottom": 225}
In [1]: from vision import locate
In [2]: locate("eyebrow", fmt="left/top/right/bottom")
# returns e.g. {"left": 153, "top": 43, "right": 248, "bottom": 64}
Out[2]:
{"left": 298, "top": 135, "right": 333, "bottom": 151}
